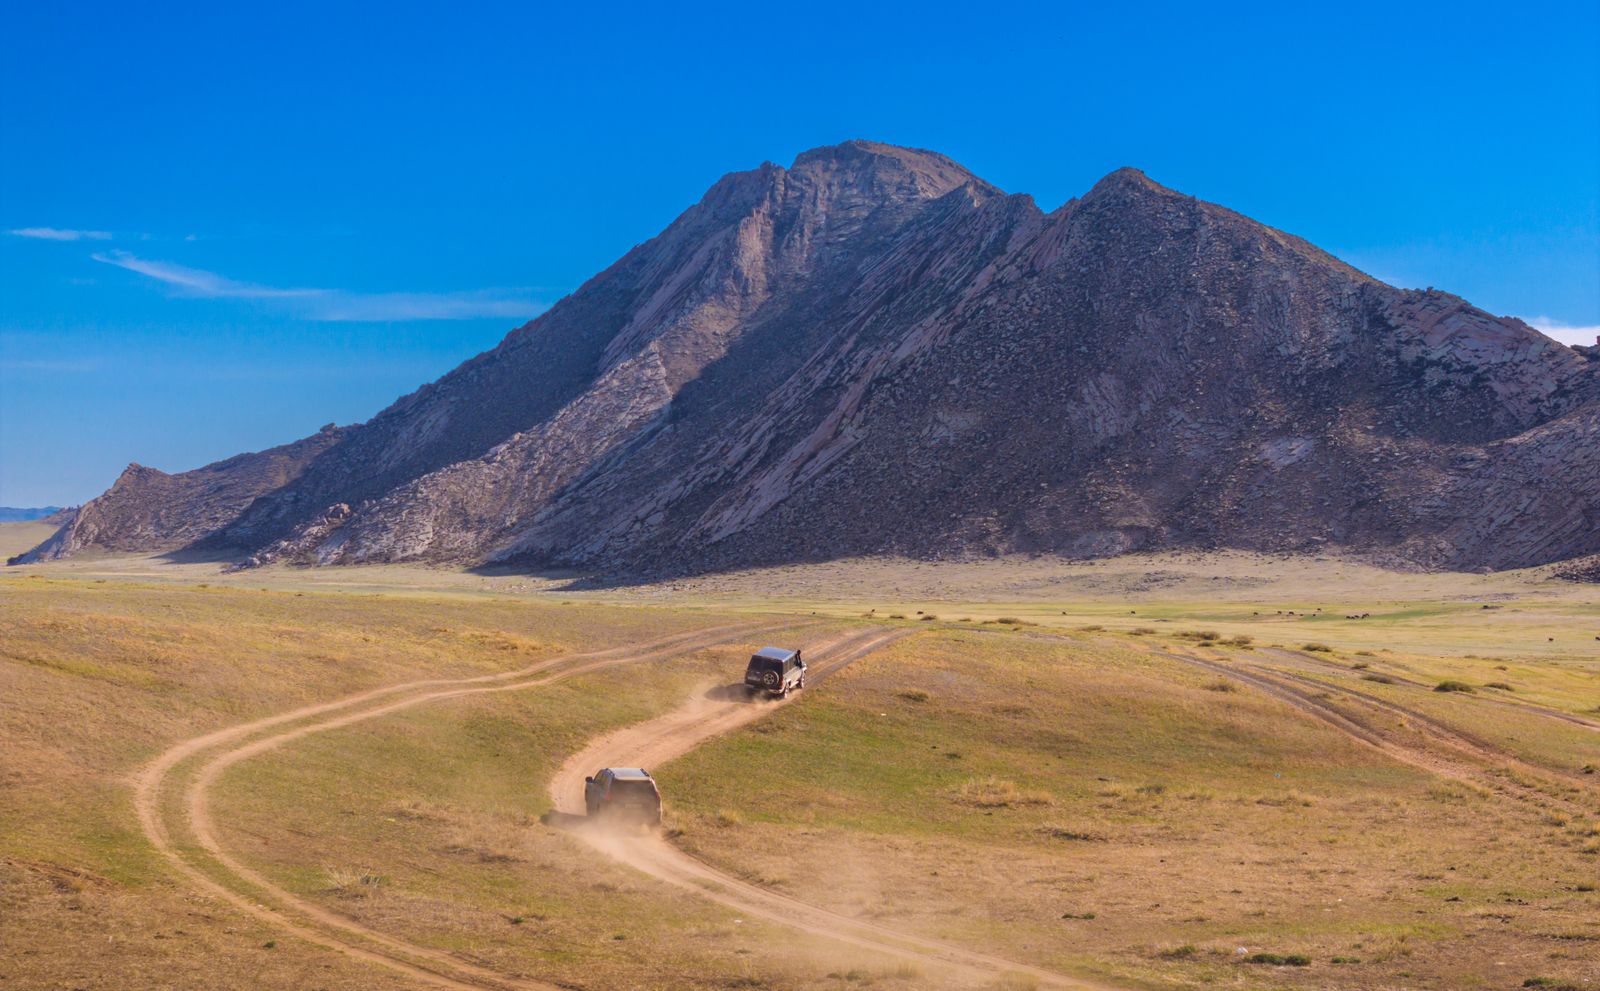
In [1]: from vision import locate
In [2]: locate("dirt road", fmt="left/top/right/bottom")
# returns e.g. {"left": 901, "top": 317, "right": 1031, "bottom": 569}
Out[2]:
{"left": 136, "top": 619, "right": 784, "bottom": 991}
{"left": 1256, "top": 645, "right": 1600, "bottom": 736}
{"left": 548, "top": 626, "right": 1114, "bottom": 990}
{"left": 1149, "top": 646, "right": 1599, "bottom": 818}
{"left": 140, "top": 617, "right": 1116, "bottom": 990}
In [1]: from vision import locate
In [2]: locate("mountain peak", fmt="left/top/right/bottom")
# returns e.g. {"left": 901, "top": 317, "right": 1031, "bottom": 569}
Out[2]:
{"left": 790, "top": 140, "right": 996, "bottom": 200}
{"left": 792, "top": 139, "right": 957, "bottom": 168}
{"left": 1082, "top": 165, "right": 1172, "bottom": 202}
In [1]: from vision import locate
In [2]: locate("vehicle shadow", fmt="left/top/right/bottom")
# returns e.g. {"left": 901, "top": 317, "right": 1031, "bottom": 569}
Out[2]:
{"left": 702, "top": 683, "right": 761, "bottom": 703}
{"left": 541, "top": 809, "right": 589, "bottom": 830}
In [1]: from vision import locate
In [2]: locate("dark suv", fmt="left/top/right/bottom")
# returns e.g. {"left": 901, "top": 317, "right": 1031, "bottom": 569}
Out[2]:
{"left": 744, "top": 647, "right": 805, "bottom": 697}
{"left": 583, "top": 767, "right": 662, "bottom": 826}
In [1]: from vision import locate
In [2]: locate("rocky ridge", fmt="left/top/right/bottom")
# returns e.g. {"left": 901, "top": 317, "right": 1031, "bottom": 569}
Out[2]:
{"left": 16, "top": 142, "right": 1599, "bottom": 576}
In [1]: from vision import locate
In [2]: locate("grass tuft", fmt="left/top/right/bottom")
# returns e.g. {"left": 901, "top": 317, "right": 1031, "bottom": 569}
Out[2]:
{"left": 323, "top": 866, "right": 385, "bottom": 899}
{"left": 952, "top": 776, "right": 1052, "bottom": 808}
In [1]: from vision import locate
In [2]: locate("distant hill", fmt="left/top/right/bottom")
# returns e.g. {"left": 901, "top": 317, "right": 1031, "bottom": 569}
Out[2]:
{"left": 15, "top": 142, "right": 1599, "bottom": 574}
{"left": 0, "top": 507, "right": 65, "bottom": 523}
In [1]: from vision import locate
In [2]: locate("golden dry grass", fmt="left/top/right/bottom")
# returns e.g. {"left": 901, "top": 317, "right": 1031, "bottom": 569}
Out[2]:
{"left": 2, "top": 548, "right": 1596, "bottom": 990}
{"left": 0, "top": 576, "right": 738, "bottom": 989}
{"left": 663, "top": 629, "right": 1600, "bottom": 989}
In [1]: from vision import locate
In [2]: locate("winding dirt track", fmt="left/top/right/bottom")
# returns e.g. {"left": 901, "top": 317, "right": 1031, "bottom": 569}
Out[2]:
{"left": 1149, "top": 646, "right": 1599, "bottom": 816}
{"left": 549, "top": 627, "right": 1113, "bottom": 990}
{"left": 1256, "top": 646, "right": 1600, "bottom": 736}
{"left": 138, "top": 618, "right": 1116, "bottom": 990}
{"left": 136, "top": 619, "right": 785, "bottom": 991}
{"left": 150, "top": 612, "right": 1591, "bottom": 991}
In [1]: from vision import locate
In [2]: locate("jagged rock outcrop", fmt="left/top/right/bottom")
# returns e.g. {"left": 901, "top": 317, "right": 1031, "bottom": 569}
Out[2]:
{"left": 17, "top": 142, "right": 1600, "bottom": 574}
{"left": 13, "top": 425, "right": 346, "bottom": 563}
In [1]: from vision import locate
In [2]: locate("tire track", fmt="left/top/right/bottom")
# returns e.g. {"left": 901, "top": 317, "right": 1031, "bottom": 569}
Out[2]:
{"left": 549, "top": 627, "right": 1118, "bottom": 990}
{"left": 136, "top": 618, "right": 800, "bottom": 990}
{"left": 1257, "top": 646, "right": 1600, "bottom": 735}
{"left": 1150, "top": 646, "right": 1597, "bottom": 813}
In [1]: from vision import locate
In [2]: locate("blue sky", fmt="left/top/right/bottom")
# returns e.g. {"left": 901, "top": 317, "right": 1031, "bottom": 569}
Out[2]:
{"left": 3, "top": 1, "right": 1597, "bottom": 507}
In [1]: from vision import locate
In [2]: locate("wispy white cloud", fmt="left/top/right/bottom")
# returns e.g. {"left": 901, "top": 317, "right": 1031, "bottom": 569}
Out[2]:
{"left": 91, "top": 249, "right": 544, "bottom": 322}
{"left": 308, "top": 290, "right": 543, "bottom": 321}
{"left": 1519, "top": 316, "right": 1599, "bottom": 347}
{"left": 8, "top": 227, "right": 113, "bottom": 241}
{"left": 92, "top": 250, "right": 315, "bottom": 299}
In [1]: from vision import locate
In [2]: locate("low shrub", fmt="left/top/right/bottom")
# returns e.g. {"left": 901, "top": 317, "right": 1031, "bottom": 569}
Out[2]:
{"left": 1302, "top": 643, "right": 1334, "bottom": 652}
{"left": 1040, "top": 826, "right": 1107, "bottom": 842}
{"left": 1248, "top": 952, "right": 1311, "bottom": 966}
{"left": 1434, "top": 680, "right": 1475, "bottom": 693}
{"left": 1256, "top": 790, "right": 1315, "bottom": 807}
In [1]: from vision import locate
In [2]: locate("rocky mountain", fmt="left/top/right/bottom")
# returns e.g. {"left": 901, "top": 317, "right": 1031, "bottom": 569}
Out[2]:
{"left": 15, "top": 142, "right": 1599, "bottom": 575}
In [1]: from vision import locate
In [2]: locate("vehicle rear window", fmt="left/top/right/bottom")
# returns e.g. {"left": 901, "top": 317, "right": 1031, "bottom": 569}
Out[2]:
{"left": 611, "top": 778, "right": 656, "bottom": 798}
{"left": 748, "top": 657, "right": 783, "bottom": 672}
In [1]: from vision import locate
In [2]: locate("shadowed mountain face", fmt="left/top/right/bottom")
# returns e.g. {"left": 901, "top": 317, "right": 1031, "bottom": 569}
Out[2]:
{"left": 19, "top": 142, "right": 1600, "bottom": 574}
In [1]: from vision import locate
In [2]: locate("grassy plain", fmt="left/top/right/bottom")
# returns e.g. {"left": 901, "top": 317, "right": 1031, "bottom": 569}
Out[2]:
{"left": 0, "top": 564, "right": 734, "bottom": 989}
{"left": 2, "top": 523, "right": 1596, "bottom": 989}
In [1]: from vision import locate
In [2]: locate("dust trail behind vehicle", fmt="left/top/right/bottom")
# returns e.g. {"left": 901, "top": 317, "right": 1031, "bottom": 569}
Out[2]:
{"left": 139, "top": 618, "right": 790, "bottom": 991}
{"left": 548, "top": 626, "right": 1115, "bottom": 990}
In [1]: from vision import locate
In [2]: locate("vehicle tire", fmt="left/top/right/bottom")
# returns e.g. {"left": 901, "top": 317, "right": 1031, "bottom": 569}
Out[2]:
{"left": 762, "top": 670, "right": 779, "bottom": 690}
{"left": 797, "top": 675, "right": 805, "bottom": 690}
